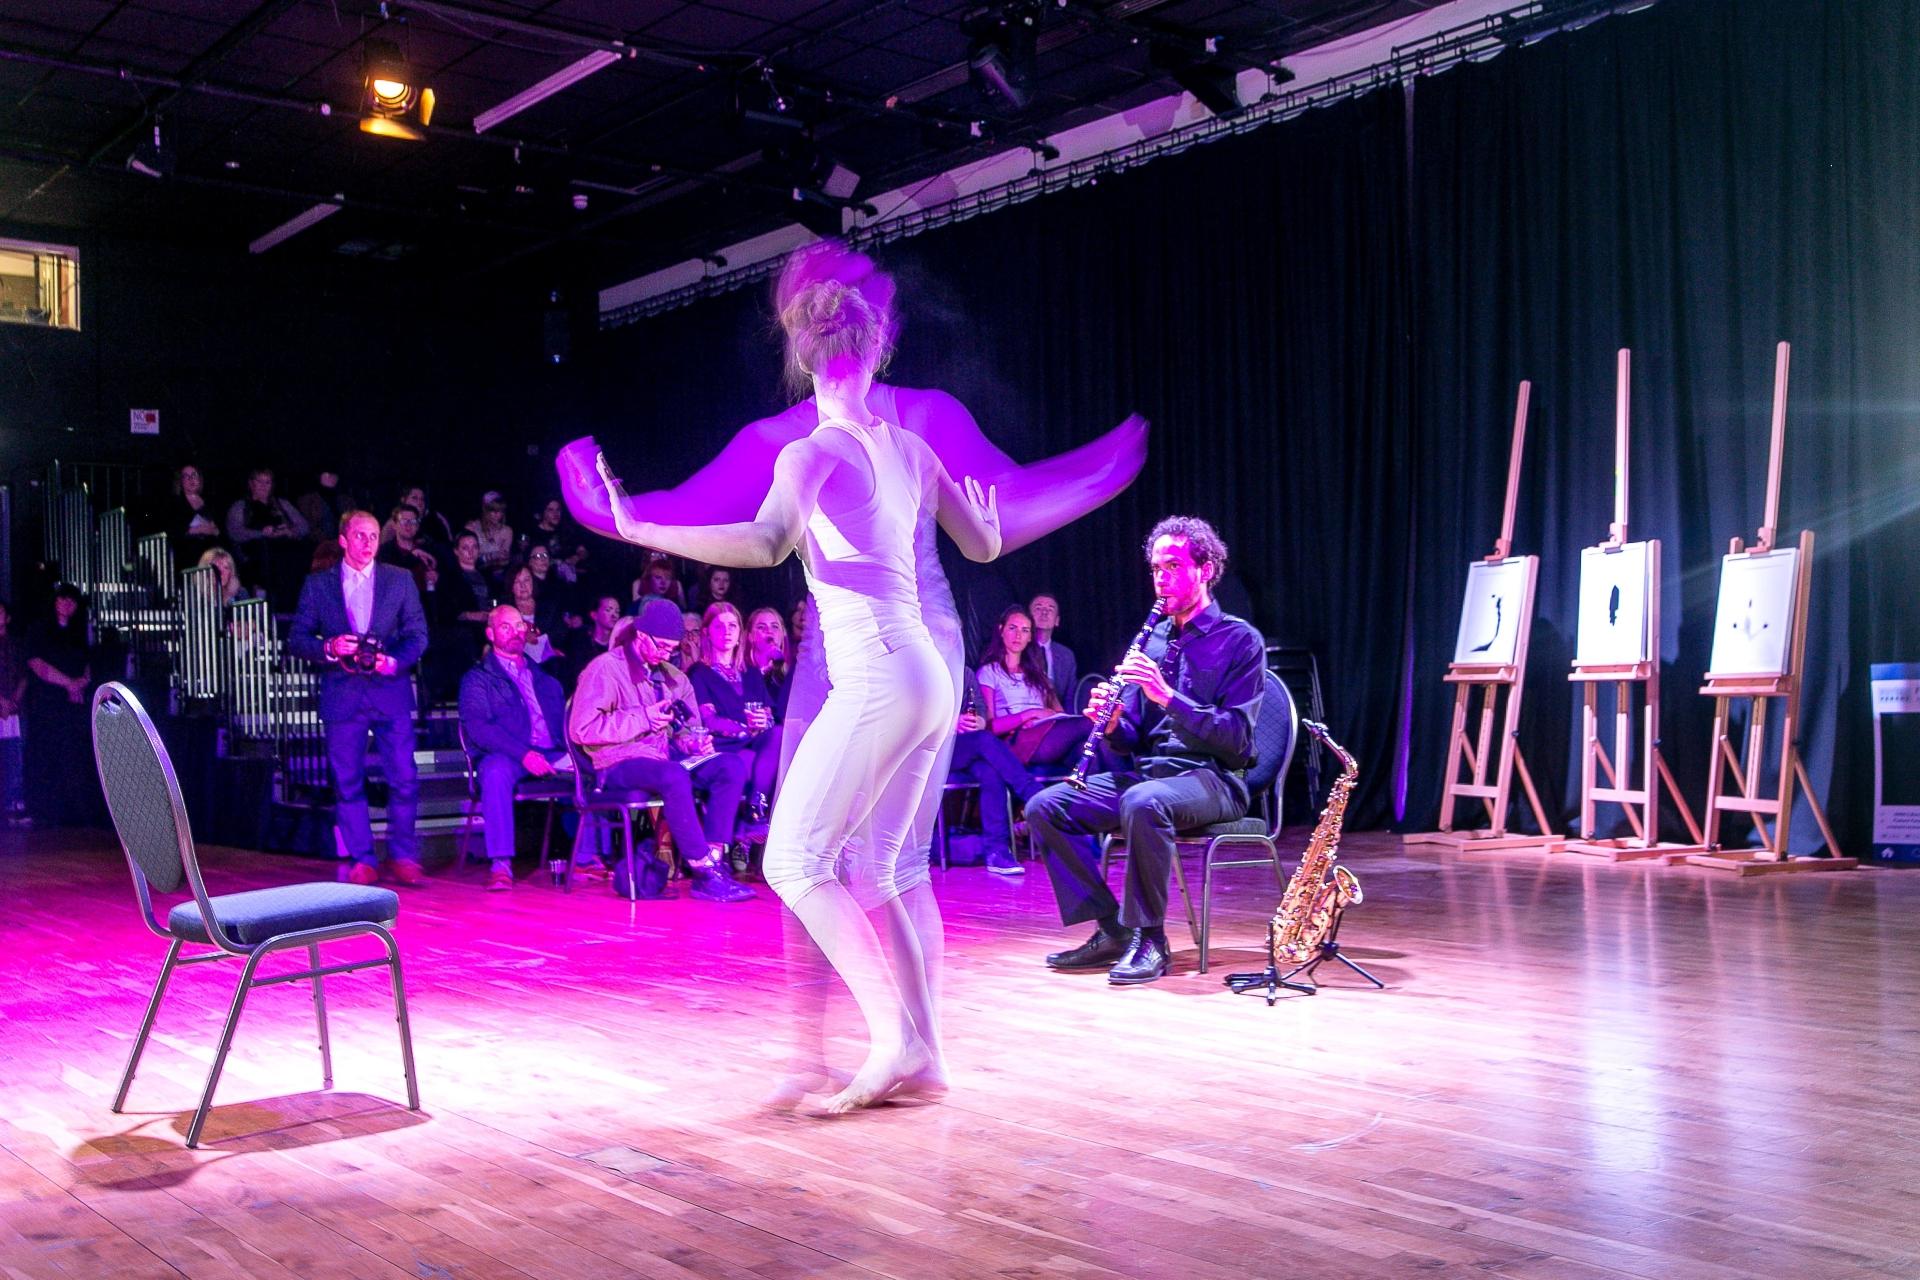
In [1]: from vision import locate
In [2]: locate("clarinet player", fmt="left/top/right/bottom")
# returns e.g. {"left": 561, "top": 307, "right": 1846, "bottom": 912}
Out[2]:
{"left": 1027, "top": 517, "right": 1266, "bottom": 985}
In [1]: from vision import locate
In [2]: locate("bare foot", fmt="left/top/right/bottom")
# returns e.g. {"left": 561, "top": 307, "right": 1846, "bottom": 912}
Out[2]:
{"left": 821, "top": 1039, "right": 937, "bottom": 1115}
{"left": 762, "top": 1066, "right": 851, "bottom": 1112}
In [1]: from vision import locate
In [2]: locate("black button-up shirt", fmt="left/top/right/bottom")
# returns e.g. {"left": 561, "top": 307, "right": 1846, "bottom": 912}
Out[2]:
{"left": 1108, "top": 599, "right": 1266, "bottom": 807}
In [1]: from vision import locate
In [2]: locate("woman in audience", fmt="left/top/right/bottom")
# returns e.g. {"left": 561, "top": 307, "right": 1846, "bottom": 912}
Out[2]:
{"left": 426, "top": 530, "right": 492, "bottom": 699}
{"left": 24, "top": 585, "right": 97, "bottom": 826}
{"left": 196, "top": 546, "right": 259, "bottom": 606}
{"left": 678, "top": 609, "right": 704, "bottom": 670}
{"left": 527, "top": 498, "right": 588, "bottom": 583}
{"left": 465, "top": 491, "right": 515, "bottom": 574}
{"left": 0, "top": 600, "right": 25, "bottom": 827}
{"left": 691, "top": 565, "right": 735, "bottom": 613}
{"left": 629, "top": 555, "right": 685, "bottom": 609}
{"left": 745, "top": 605, "right": 793, "bottom": 717}
{"left": 688, "top": 602, "right": 782, "bottom": 834}
{"left": 225, "top": 466, "right": 309, "bottom": 608}
{"left": 523, "top": 544, "right": 581, "bottom": 637}
{"left": 504, "top": 563, "right": 558, "bottom": 665}
{"left": 976, "top": 604, "right": 1062, "bottom": 741}
{"left": 159, "top": 463, "right": 223, "bottom": 564}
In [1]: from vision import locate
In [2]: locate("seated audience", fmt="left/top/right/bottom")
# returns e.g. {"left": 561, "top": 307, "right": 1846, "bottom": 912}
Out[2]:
{"left": 197, "top": 546, "right": 260, "bottom": 606}
{"left": 559, "top": 594, "right": 621, "bottom": 693}
{"left": 459, "top": 606, "right": 572, "bottom": 893}
{"left": 978, "top": 604, "right": 1073, "bottom": 762}
{"left": 225, "top": 467, "right": 310, "bottom": 609}
{"left": 159, "top": 463, "right": 223, "bottom": 565}
{"left": 1030, "top": 592, "right": 1079, "bottom": 705}
{"left": 426, "top": 530, "right": 491, "bottom": 700}
{"left": 568, "top": 601, "right": 754, "bottom": 902}
{"left": 465, "top": 490, "right": 514, "bottom": 573}
{"left": 297, "top": 469, "right": 353, "bottom": 543}
{"left": 687, "top": 602, "right": 781, "bottom": 822}
{"left": 628, "top": 555, "right": 685, "bottom": 610}
{"left": 526, "top": 499, "right": 588, "bottom": 582}
{"left": 503, "top": 564, "right": 559, "bottom": 665}
{"left": 946, "top": 670, "right": 1046, "bottom": 876}
{"left": 24, "top": 585, "right": 97, "bottom": 827}
{"left": 0, "top": 600, "right": 24, "bottom": 827}
{"left": 690, "top": 565, "right": 735, "bottom": 613}
{"left": 678, "top": 608, "right": 703, "bottom": 670}
{"left": 745, "top": 605, "right": 793, "bottom": 718}
{"left": 399, "top": 483, "right": 455, "bottom": 549}
{"left": 378, "top": 503, "right": 439, "bottom": 601}
{"left": 524, "top": 544, "right": 580, "bottom": 635}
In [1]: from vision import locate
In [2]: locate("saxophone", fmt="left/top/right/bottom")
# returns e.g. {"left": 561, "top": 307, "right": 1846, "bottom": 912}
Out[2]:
{"left": 1268, "top": 721, "right": 1362, "bottom": 967}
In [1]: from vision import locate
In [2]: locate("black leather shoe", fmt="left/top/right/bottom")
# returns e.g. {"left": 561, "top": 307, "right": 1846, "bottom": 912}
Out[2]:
{"left": 1107, "top": 932, "right": 1171, "bottom": 985}
{"left": 1046, "top": 927, "right": 1132, "bottom": 970}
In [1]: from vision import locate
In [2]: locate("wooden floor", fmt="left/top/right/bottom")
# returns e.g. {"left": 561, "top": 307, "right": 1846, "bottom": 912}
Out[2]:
{"left": 1, "top": 826, "right": 1915, "bottom": 1280}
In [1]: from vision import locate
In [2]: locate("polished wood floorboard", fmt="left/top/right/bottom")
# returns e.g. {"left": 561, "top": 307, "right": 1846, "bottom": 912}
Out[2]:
{"left": 1, "top": 825, "right": 1915, "bottom": 1280}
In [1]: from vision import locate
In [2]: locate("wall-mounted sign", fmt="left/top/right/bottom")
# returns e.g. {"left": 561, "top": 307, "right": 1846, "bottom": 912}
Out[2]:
{"left": 130, "top": 408, "right": 160, "bottom": 435}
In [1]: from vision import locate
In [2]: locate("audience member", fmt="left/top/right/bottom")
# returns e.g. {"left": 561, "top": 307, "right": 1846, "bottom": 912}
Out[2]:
{"left": 465, "top": 491, "right": 515, "bottom": 573}
{"left": 196, "top": 547, "right": 260, "bottom": 606}
{"left": 297, "top": 469, "right": 353, "bottom": 543}
{"left": 226, "top": 467, "right": 310, "bottom": 608}
{"left": 1029, "top": 593, "right": 1079, "bottom": 705}
{"left": 24, "top": 585, "right": 96, "bottom": 827}
{"left": 524, "top": 545, "right": 579, "bottom": 635}
{"left": 159, "top": 463, "right": 223, "bottom": 564}
{"left": 504, "top": 564, "right": 559, "bottom": 665}
{"left": 690, "top": 565, "right": 735, "bottom": 613}
{"left": 978, "top": 604, "right": 1062, "bottom": 738}
{"left": 567, "top": 601, "right": 753, "bottom": 902}
{"left": 526, "top": 499, "right": 588, "bottom": 583}
{"left": 629, "top": 555, "right": 685, "bottom": 609}
{"left": 0, "top": 601, "right": 25, "bottom": 827}
{"left": 559, "top": 594, "right": 621, "bottom": 693}
{"left": 400, "top": 484, "right": 455, "bottom": 548}
{"left": 426, "top": 530, "right": 491, "bottom": 699}
{"left": 378, "top": 503, "right": 439, "bottom": 601}
{"left": 946, "top": 669, "right": 1045, "bottom": 875}
{"left": 678, "top": 608, "right": 703, "bottom": 670}
{"left": 788, "top": 598, "right": 814, "bottom": 656}
{"left": 745, "top": 605, "right": 792, "bottom": 717}
{"left": 687, "top": 602, "right": 781, "bottom": 823}
{"left": 459, "top": 606, "right": 572, "bottom": 892}
{"left": 288, "top": 511, "right": 430, "bottom": 887}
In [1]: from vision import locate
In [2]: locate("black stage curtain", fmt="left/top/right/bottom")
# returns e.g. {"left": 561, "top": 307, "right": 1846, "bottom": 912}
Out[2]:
{"left": 587, "top": 0, "right": 1920, "bottom": 845}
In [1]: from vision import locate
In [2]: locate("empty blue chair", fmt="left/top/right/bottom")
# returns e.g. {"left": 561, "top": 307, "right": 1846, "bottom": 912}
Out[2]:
{"left": 91, "top": 682, "right": 420, "bottom": 1148}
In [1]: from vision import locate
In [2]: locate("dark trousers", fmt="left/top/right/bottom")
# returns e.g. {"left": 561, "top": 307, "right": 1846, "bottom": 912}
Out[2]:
{"left": 328, "top": 709, "right": 418, "bottom": 867}
{"left": 1026, "top": 768, "right": 1244, "bottom": 930}
{"left": 477, "top": 747, "right": 569, "bottom": 860}
{"left": 948, "top": 730, "right": 1043, "bottom": 856}
{"left": 602, "top": 753, "right": 749, "bottom": 854}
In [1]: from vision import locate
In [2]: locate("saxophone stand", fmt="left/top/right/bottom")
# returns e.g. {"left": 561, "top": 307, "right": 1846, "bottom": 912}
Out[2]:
{"left": 1225, "top": 909, "right": 1384, "bottom": 1005}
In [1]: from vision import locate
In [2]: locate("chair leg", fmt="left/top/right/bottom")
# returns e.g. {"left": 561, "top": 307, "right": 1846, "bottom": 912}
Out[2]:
{"left": 1169, "top": 850, "right": 1202, "bottom": 971}
{"left": 622, "top": 809, "right": 637, "bottom": 902}
{"left": 539, "top": 802, "right": 556, "bottom": 862}
{"left": 1201, "top": 844, "right": 1217, "bottom": 976}
{"left": 378, "top": 926, "right": 421, "bottom": 1111}
{"left": 458, "top": 799, "right": 474, "bottom": 865}
{"left": 308, "top": 943, "right": 332, "bottom": 1090}
{"left": 186, "top": 949, "right": 269, "bottom": 1149}
{"left": 114, "top": 937, "right": 183, "bottom": 1112}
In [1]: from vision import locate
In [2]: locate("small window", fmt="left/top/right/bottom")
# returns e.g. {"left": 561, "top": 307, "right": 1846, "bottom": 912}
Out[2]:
{"left": 0, "top": 238, "right": 81, "bottom": 330}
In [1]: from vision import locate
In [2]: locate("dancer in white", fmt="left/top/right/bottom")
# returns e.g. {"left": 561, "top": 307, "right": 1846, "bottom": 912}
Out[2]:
{"left": 592, "top": 279, "right": 1003, "bottom": 1112}
{"left": 559, "top": 243, "right": 1146, "bottom": 1103}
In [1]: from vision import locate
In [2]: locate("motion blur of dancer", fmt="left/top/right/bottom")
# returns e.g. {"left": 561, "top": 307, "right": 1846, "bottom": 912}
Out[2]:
{"left": 589, "top": 280, "right": 1003, "bottom": 1112}
{"left": 558, "top": 242, "right": 1147, "bottom": 1106}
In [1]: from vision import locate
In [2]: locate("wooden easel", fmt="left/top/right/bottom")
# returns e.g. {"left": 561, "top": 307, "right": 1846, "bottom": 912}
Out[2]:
{"left": 1405, "top": 383, "right": 1558, "bottom": 854}
{"left": 1684, "top": 343, "right": 1855, "bottom": 874}
{"left": 1563, "top": 349, "right": 1704, "bottom": 861}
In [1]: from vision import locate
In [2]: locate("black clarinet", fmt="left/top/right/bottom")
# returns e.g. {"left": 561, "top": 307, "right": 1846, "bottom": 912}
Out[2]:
{"left": 1068, "top": 599, "right": 1166, "bottom": 789}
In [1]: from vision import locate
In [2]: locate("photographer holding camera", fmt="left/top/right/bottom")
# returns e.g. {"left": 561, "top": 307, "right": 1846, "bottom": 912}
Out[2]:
{"left": 291, "top": 509, "right": 431, "bottom": 886}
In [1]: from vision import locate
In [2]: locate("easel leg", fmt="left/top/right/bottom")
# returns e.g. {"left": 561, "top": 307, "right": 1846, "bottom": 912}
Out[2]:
{"left": 1579, "top": 683, "right": 1598, "bottom": 840}
{"left": 1703, "top": 696, "right": 1729, "bottom": 849}
{"left": 1437, "top": 685, "right": 1471, "bottom": 831}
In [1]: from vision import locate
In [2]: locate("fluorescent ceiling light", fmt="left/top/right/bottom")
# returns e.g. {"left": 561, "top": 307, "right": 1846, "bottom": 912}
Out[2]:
{"left": 473, "top": 48, "right": 622, "bottom": 134}
{"left": 249, "top": 202, "right": 342, "bottom": 254}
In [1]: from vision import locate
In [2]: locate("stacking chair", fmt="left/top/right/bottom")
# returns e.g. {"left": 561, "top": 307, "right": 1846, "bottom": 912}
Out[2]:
{"left": 1100, "top": 670, "right": 1300, "bottom": 973}
{"left": 91, "top": 683, "right": 419, "bottom": 1149}
{"left": 565, "top": 740, "right": 666, "bottom": 900}
{"left": 455, "top": 722, "right": 573, "bottom": 867}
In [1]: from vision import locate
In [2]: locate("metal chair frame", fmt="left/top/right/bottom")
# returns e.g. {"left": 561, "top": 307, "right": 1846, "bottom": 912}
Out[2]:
{"left": 1100, "top": 671, "right": 1300, "bottom": 974}
{"left": 455, "top": 722, "right": 569, "bottom": 866}
{"left": 565, "top": 739, "right": 666, "bottom": 900}
{"left": 92, "top": 683, "right": 420, "bottom": 1149}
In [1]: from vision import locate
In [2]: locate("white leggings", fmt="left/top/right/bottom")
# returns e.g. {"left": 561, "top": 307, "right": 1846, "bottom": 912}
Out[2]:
{"left": 763, "top": 636, "right": 955, "bottom": 911}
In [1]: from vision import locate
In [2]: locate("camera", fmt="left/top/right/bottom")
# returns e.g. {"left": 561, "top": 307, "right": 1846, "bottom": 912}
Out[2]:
{"left": 345, "top": 633, "right": 384, "bottom": 674}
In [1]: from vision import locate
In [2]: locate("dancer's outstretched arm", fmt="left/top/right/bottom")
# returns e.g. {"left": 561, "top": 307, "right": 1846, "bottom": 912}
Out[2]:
{"left": 594, "top": 445, "right": 814, "bottom": 568}
{"left": 556, "top": 400, "right": 1146, "bottom": 553}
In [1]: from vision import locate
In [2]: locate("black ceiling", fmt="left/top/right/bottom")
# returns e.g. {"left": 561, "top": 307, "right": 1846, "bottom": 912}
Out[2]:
{"left": 0, "top": 0, "right": 1428, "bottom": 283}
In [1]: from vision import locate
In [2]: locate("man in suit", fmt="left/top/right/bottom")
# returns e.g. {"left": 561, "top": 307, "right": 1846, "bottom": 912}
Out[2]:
{"left": 459, "top": 605, "right": 571, "bottom": 892}
{"left": 290, "top": 509, "right": 431, "bottom": 886}
{"left": 1029, "top": 593, "right": 1078, "bottom": 706}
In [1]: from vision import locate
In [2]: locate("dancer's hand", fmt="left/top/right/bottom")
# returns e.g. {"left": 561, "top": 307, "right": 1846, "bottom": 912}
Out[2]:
{"left": 557, "top": 436, "right": 618, "bottom": 531}
{"left": 594, "top": 451, "right": 650, "bottom": 545}
{"left": 963, "top": 475, "right": 999, "bottom": 535}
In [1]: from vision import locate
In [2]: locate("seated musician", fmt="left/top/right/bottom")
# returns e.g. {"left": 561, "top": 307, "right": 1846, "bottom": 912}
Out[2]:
{"left": 1026, "top": 517, "right": 1265, "bottom": 986}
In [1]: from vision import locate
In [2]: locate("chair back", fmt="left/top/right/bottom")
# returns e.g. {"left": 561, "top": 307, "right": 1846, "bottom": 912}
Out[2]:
{"left": 1243, "top": 670, "right": 1299, "bottom": 834}
{"left": 456, "top": 721, "right": 481, "bottom": 801}
{"left": 1073, "top": 672, "right": 1103, "bottom": 714}
{"left": 567, "top": 738, "right": 602, "bottom": 806}
{"left": 91, "top": 682, "right": 234, "bottom": 950}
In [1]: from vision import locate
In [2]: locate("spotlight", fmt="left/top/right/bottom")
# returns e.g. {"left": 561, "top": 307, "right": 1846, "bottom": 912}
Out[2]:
{"left": 1152, "top": 38, "right": 1243, "bottom": 118}
{"left": 965, "top": 4, "right": 1040, "bottom": 113}
{"left": 359, "top": 39, "right": 434, "bottom": 141}
{"left": 126, "top": 119, "right": 174, "bottom": 178}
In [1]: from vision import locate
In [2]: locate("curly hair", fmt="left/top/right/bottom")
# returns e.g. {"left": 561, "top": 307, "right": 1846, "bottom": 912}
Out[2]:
{"left": 1144, "top": 515, "right": 1229, "bottom": 582}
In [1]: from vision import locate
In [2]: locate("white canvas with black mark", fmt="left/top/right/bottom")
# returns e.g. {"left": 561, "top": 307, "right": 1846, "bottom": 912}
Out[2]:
{"left": 1453, "top": 558, "right": 1530, "bottom": 666}
{"left": 1707, "top": 548, "right": 1798, "bottom": 677}
{"left": 1575, "top": 541, "right": 1652, "bottom": 666}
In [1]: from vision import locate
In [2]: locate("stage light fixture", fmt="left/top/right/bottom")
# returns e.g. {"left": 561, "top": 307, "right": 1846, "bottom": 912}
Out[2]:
{"left": 965, "top": 4, "right": 1040, "bottom": 112}
{"left": 248, "top": 201, "right": 343, "bottom": 255}
{"left": 126, "top": 119, "right": 174, "bottom": 178}
{"left": 359, "top": 39, "right": 434, "bottom": 141}
{"left": 1151, "top": 39, "right": 1243, "bottom": 118}
{"left": 473, "top": 47, "right": 623, "bottom": 135}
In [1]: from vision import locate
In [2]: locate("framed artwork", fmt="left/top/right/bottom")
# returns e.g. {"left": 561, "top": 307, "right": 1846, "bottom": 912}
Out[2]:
{"left": 1452, "top": 558, "right": 1531, "bottom": 665}
{"left": 1575, "top": 541, "right": 1652, "bottom": 666}
{"left": 1707, "top": 547, "right": 1799, "bottom": 677}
